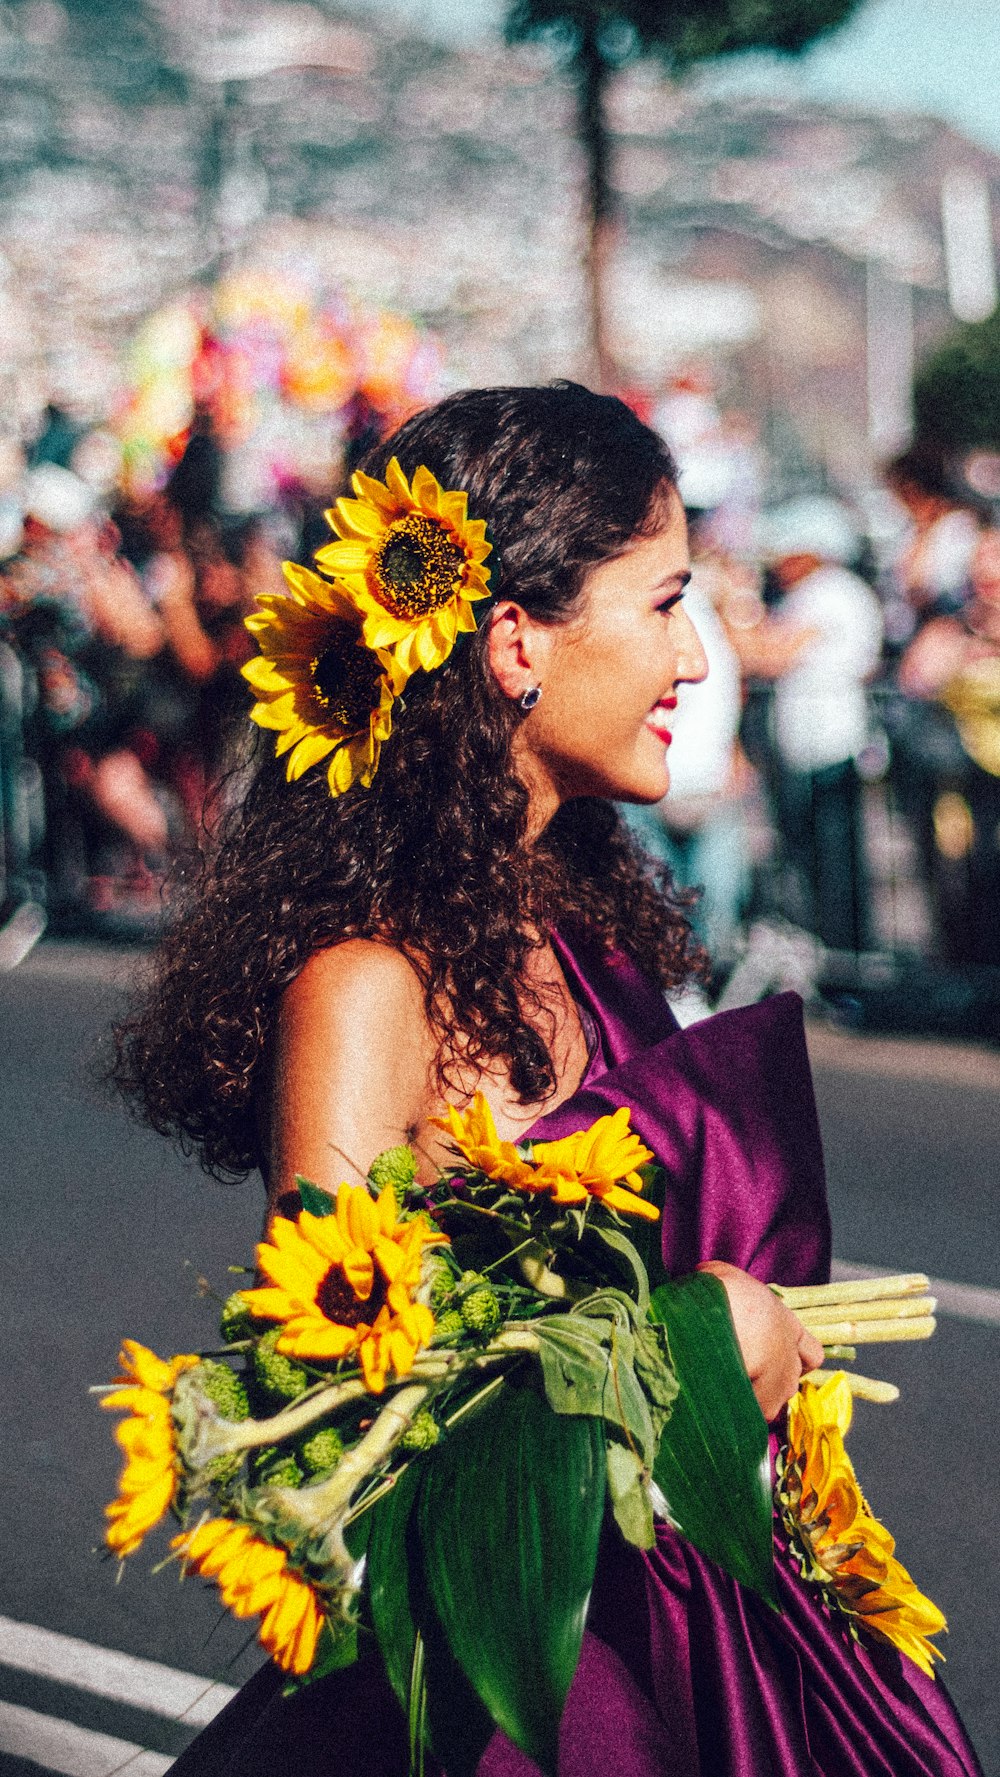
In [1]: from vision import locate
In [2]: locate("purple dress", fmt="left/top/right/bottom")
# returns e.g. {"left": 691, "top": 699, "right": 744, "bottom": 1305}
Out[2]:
{"left": 172, "top": 933, "right": 982, "bottom": 1777}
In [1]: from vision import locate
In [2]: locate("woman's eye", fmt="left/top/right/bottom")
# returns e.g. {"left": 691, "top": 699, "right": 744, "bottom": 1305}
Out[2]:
{"left": 657, "top": 594, "right": 685, "bottom": 616}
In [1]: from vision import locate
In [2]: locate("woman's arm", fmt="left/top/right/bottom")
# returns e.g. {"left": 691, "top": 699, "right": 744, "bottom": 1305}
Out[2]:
{"left": 265, "top": 939, "right": 439, "bottom": 1215}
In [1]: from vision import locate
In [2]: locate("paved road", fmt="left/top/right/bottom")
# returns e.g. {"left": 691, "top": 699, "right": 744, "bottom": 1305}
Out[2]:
{"left": 1, "top": 943, "right": 997, "bottom": 1774}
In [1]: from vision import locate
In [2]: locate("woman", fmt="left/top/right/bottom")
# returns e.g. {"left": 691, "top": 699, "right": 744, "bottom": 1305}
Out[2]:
{"left": 899, "top": 526, "right": 1000, "bottom": 966}
{"left": 116, "top": 385, "right": 980, "bottom": 1776}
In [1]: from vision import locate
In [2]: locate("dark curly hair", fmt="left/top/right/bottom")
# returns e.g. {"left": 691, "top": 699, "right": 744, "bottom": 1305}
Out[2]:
{"left": 113, "top": 383, "right": 704, "bottom": 1181}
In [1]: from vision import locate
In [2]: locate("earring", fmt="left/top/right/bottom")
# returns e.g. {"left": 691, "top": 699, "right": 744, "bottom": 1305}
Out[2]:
{"left": 519, "top": 685, "right": 542, "bottom": 712}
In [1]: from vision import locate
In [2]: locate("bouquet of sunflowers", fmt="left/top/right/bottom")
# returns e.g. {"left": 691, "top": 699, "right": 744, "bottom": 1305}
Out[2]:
{"left": 100, "top": 1098, "right": 945, "bottom": 1776}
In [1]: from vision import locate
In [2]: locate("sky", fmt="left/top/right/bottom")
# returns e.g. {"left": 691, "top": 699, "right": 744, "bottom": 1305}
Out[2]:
{"left": 341, "top": 0, "right": 1000, "bottom": 155}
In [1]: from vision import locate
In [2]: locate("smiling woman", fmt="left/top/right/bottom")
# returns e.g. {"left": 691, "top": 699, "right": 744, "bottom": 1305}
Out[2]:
{"left": 112, "top": 384, "right": 982, "bottom": 1777}
{"left": 113, "top": 384, "right": 707, "bottom": 1182}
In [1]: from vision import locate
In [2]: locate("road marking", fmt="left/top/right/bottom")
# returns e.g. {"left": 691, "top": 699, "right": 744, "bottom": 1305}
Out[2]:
{"left": 807, "top": 1022, "right": 1000, "bottom": 1092}
{"left": 832, "top": 1260, "right": 1000, "bottom": 1328}
{"left": 0, "top": 1615, "right": 236, "bottom": 1726}
{"left": 7, "top": 941, "right": 146, "bottom": 989}
{"left": 0, "top": 1698, "right": 172, "bottom": 1777}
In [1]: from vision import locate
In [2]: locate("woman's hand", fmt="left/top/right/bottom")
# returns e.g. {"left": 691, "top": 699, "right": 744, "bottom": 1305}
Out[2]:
{"left": 697, "top": 1261, "right": 825, "bottom": 1422}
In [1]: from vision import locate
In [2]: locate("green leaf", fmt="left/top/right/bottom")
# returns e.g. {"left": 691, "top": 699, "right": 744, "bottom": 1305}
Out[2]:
{"left": 606, "top": 1441, "right": 655, "bottom": 1549}
{"left": 294, "top": 1174, "right": 336, "bottom": 1217}
{"left": 648, "top": 1273, "right": 777, "bottom": 1608}
{"left": 367, "top": 1464, "right": 493, "bottom": 1776}
{"left": 366, "top": 1465, "right": 422, "bottom": 1712}
{"left": 417, "top": 1377, "right": 605, "bottom": 1775}
{"left": 632, "top": 1320, "right": 679, "bottom": 1442}
{"left": 534, "top": 1314, "right": 655, "bottom": 1465}
{"left": 583, "top": 1223, "right": 651, "bottom": 1313}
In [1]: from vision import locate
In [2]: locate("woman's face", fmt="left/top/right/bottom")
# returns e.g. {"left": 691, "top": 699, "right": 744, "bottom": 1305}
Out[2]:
{"left": 516, "top": 492, "right": 707, "bottom": 814}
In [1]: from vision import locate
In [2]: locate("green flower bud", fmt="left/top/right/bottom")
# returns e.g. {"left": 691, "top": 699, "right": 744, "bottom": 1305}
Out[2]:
{"left": 368, "top": 1145, "right": 418, "bottom": 1194}
{"left": 252, "top": 1328, "right": 310, "bottom": 1403}
{"left": 206, "top": 1452, "right": 244, "bottom": 1486}
{"left": 427, "top": 1257, "right": 456, "bottom": 1310}
{"left": 254, "top": 1448, "right": 304, "bottom": 1489}
{"left": 299, "top": 1426, "right": 344, "bottom": 1476}
{"left": 460, "top": 1286, "right": 501, "bottom": 1336}
{"left": 219, "top": 1291, "right": 253, "bottom": 1344}
{"left": 432, "top": 1309, "right": 465, "bottom": 1344}
{"left": 402, "top": 1410, "right": 440, "bottom": 1451}
{"left": 195, "top": 1360, "right": 250, "bottom": 1421}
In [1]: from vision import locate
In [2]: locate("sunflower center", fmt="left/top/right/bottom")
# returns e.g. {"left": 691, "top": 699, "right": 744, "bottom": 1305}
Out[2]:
{"left": 309, "top": 619, "right": 382, "bottom": 732}
{"left": 370, "top": 514, "right": 465, "bottom": 620}
{"left": 317, "top": 1263, "right": 390, "bottom": 1328}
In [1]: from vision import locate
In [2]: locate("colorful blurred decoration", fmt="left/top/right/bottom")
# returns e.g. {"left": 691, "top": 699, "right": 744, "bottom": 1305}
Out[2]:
{"left": 114, "top": 270, "right": 444, "bottom": 506}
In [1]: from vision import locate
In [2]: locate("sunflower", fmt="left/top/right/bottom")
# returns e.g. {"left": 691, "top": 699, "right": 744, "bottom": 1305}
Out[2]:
{"left": 241, "top": 563, "right": 406, "bottom": 796}
{"left": 431, "top": 1092, "right": 537, "bottom": 1192}
{"left": 433, "top": 1095, "right": 659, "bottom": 1221}
{"left": 172, "top": 1518, "right": 323, "bottom": 1675}
{"left": 101, "top": 1340, "right": 199, "bottom": 1556}
{"left": 531, "top": 1108, "right": 658, "bottom": 1221}
{"left": 240, "top": 1184, "right": 446, "bottom": 1394}
{"left": 779, "top": 1373, "right": 946, "bottom": 1678}
{"left": 314, "top": 456, "right": 492, "bottom": 676}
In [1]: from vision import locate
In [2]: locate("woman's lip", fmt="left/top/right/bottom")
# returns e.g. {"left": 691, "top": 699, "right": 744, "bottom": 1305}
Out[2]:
{"left": 644, "top": 709, "right": 674, "bottom": 743}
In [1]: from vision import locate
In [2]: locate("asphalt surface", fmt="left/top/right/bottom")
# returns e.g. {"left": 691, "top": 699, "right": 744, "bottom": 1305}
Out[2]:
{"left": 1, "top": 941, "right": 997, "bottom": 1775}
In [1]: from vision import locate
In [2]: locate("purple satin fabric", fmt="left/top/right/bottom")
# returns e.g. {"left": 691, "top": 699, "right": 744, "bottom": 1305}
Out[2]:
{"left": 171, "top": 933, "right": 982, "bottom": 1777}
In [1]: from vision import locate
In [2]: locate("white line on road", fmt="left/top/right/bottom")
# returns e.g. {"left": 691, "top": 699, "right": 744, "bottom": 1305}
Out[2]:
{"left": 0, "top": 1615, "right": 236, "bottom": 1727}
{"left": 0, "top": 1698, "right": 172, "bottom": 1777}
{"left": 807, "top": 1021, "right": 1000, "bottom": 1092}
{"left": 832, "top": 1260, "right": 1000, "bottom": 1327}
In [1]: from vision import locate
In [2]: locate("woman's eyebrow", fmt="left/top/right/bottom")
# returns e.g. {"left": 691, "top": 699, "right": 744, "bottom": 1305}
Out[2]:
{"left": 653, "top": 569, "right": 692, "bottom": 592}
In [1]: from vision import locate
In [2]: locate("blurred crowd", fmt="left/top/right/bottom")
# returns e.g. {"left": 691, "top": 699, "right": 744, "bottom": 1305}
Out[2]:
{"left": 3, "top": 391, "right": 1000, "bottom": 984}
{"left": 623, "top": 435, "right": 1000, "bottom": 978}
{"left": 0, "top": 405, "right": 296, "bottom": 929}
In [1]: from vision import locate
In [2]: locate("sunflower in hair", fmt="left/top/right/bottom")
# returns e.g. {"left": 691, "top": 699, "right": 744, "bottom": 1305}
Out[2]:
{"left": 242, "top": 563, "right": 407, "bottom": 796}
{"left": 314, "top": 457, "right": 492, "bottom": 676}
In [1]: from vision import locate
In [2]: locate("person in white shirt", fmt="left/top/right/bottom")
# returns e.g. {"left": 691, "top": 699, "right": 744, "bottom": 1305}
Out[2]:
{"left": 622, "top": 554, "right": 748, "bottom": 965}
{"left": 740, "top": 498, "right": 883, "bottom": 951}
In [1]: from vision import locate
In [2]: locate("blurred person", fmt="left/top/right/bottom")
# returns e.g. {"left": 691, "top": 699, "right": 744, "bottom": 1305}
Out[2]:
{"left": 897, "top": 527, "right": 1000, "bottom": 965}
{"left": 621, "top": 515, "right": 749, "bottom": 968}
{"left": 165, "top": 404, "right": 224, "bottom": 534}
{"left": 0, "top": 465, "right": 173, "bottom": 910}
{"left": 880, "top": 450, "right": 984, "bottom": 920}
{"left": 183, "top": 517, "right": 263, "bottom": 802}
{"left": 883, "top": 444, "right": 981, "bottom": 645}
{"left": 742, "top": 497, "right": 883, "bottom": 952}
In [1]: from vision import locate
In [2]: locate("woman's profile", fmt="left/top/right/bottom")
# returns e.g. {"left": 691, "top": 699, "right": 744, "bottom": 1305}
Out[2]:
{"left": 114, "top": 384, "right": 981, "bottom": 1776}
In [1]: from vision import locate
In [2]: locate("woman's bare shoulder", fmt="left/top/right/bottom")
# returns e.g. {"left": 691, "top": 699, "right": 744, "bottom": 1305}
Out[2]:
{"left": 286, "top": 938, "right": 428, "bottom": 1020}
{"left": 268, "top": 940, "right": 437, "bottom": 1201}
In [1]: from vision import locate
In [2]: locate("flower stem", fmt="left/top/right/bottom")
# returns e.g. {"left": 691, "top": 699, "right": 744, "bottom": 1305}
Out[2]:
{"left": 802, "top": 1369, "right": 900, "bottom": 1403}
{"left": 811, "top": 1315, "right": 937, "bottom": 1344}
{"left": 270, "top": 1383, "right": 432, "bottom": 1533}
{"left": 797, "top": 1295, "right": 935, "bottom": 1329}
{"left": 773, "top": 1274, "right": 928, "bottom": 1310}
{"left": 186, "top": 1377, "right": 371, "bottom": 1466}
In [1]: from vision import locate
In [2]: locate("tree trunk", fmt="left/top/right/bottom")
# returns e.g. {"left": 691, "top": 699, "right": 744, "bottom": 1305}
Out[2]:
{"left": 575, "top": 23, "right": 618, "bottom": 392}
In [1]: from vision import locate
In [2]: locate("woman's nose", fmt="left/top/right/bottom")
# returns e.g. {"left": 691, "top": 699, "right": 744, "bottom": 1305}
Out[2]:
{"left": 675, "top": 606, "right": 709, "bottom": 685}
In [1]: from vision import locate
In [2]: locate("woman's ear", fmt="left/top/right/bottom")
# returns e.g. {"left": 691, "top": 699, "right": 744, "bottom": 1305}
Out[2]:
{"left": 486, "top": 600, "right": 551, "bottom": 702}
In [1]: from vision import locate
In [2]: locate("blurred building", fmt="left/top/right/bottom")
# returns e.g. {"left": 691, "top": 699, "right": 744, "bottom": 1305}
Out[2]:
{"left": 0, "top": 0, "right": 999, "bottom": 486}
